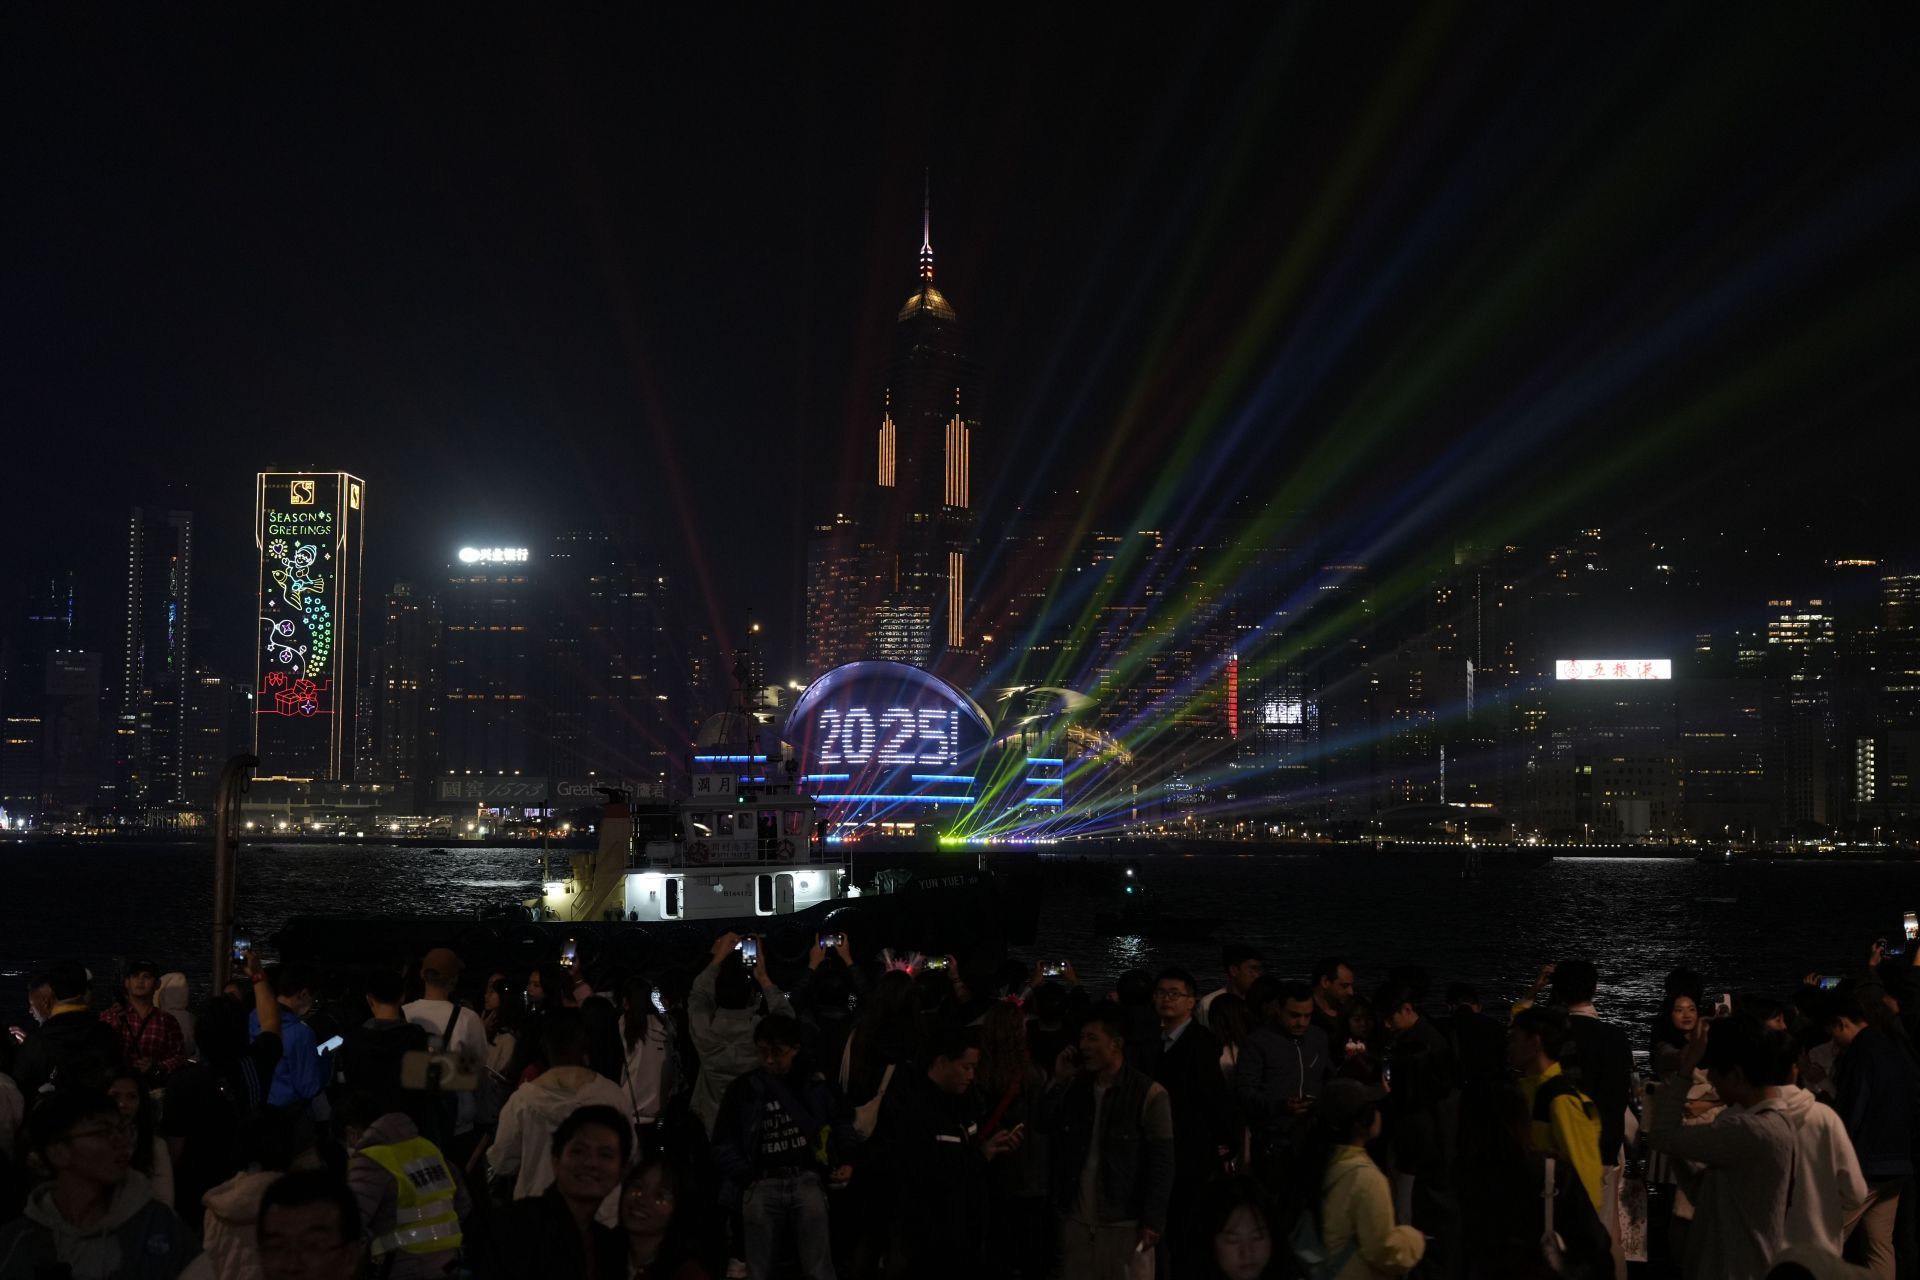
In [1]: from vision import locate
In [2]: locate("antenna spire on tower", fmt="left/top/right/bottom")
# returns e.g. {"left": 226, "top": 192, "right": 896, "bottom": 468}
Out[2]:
{"left": 919, "top": 168, "right": 934, "bottom": 281}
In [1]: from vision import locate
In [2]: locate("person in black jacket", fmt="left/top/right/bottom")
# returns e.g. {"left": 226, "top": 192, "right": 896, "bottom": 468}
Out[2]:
{"left": 1147, "top": 966, "right": 1237, "bottom": 1275}
{"left": 10, "top": 959, "right": 122, "bottom": 1095}
{"left": 1375, "top": 979, "right": 1461, "bottom": 1280}
{"left": 486, "top": 1104, "right": 631, "bottom": 1280}
{"left": 331, "top": 968, "right": 428, "bottom": 1120}
{"left": 869, "top": 1024, "right": 1022, "bottom": 1279}
{"left": 709, "top": 1015, "right": 854, "bottom": 1280}
{"left": 1038, "top": 1004, "right": 1176, "bottom": 1280}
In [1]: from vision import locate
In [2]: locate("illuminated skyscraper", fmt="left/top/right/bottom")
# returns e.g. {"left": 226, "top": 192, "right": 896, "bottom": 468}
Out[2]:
{"left": 806, "top": 182, "right": 979, "bottom": 675}
{"left": 120, "top": 507, "right": 194, "bottom": 811}
{"left": 253, "top": 472, "right": 366, "bottom": 780}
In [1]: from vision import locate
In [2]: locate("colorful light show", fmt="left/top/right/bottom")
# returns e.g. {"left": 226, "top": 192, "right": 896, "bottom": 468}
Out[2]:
{"left": 784, "top": 661, "right": 994, "bottom": 834}
{"left": 254, "top": 472, "right": 365, "bottom": 780}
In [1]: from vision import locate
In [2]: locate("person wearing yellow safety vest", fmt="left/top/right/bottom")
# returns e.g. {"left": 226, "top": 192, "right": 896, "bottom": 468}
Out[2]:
{"left": 341, "top": 1094, "right": 471, "bottom": 1279}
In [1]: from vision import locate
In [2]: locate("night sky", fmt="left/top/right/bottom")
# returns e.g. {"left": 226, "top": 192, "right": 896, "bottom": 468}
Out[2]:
{"left": 5, "top": 6, "right": 1917, "bottom": 680}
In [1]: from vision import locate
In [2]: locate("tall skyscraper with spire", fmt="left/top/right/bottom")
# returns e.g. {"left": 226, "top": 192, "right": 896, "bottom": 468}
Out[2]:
{"left": 807, "top": 178, "right": 981, "bottom": 674}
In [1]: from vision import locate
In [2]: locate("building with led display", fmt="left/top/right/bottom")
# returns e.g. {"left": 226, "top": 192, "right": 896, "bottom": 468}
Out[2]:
{"left": 806, "top": 184, "right": 980, "bottom": 675}
{"left": 253, "top": 472, "right": 366, "bottom": 780}
{"left": 120, "top": 506, "right": 194, "bottom": 812}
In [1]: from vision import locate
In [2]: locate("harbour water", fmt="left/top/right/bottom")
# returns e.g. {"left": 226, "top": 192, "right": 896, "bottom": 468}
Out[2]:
{"left": 0, "top": 840, "right": 1908, "bottom": 1033}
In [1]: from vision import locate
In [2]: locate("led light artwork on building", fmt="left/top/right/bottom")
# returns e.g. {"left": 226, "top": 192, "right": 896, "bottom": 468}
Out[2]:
{"left": 785, "top": 661, "right": 992, "bottom": 818}
{"left": 255, "top": 472, "right": 365, "bottom": 779}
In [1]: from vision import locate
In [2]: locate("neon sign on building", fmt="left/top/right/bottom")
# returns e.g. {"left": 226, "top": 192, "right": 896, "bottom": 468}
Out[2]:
{"left": 1554, "top": 659, "right": 1672, "bottom": 681}
{"left": 457, "top": 546, "right": 529, "bottom": 564}
{"left": 785, "top": 661, "right": 992, "bottom": 817}
{"left": 255, "top": 472, "right": 365, "bottom": 779}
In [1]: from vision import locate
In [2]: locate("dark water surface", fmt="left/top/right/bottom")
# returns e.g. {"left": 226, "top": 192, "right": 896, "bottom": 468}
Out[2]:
{"left": 0, "top": 842, "right": 1907, "bottom": 1031}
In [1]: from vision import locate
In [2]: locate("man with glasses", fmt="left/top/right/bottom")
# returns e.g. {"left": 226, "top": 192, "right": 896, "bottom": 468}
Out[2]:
{"left": 0, "top": 1090, "right": 202, "bottom": 1278}
{"left": 258, "top": 1170, "right": 367, "bottom": 1280}
{"left": 1149, "top": 966, "right": 1236, "bottom": 1277}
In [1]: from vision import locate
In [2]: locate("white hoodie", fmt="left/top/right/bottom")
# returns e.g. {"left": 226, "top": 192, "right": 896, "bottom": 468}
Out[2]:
{"left": 1774, "top": 1085, "right": 1868, "bottom": 1258}
{"left": 200, "top": 1169, "right": 281, "bottom": 1280}
{"left": 0, "top": 1171, "right": 211, "bottom": 1280}
{"left": 489, "top": 1064, "right": 632, "bottom": 1223}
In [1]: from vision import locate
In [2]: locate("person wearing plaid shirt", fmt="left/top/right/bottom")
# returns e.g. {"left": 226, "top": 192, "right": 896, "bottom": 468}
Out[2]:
{"left": 101, "top": 957, "right": 189, "bottom": 1084}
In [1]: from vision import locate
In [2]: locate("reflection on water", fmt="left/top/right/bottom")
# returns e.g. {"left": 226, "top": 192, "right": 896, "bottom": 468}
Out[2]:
{"left": 0, "top": 842, "right": 1912, "bottom": 1031}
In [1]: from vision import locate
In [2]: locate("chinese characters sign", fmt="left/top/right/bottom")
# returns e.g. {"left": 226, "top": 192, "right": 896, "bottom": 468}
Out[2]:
{"left": 1554, "top": 659, "right": 1672, "bottom": 681}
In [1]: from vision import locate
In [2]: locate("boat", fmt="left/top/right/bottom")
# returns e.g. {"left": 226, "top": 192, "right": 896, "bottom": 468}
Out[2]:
{"left": 276, "top": 773, "right": 1034, "bottom": 975}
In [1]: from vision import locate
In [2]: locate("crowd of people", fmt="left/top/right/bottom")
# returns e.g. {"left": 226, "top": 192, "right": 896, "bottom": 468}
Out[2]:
{"left": 0, "top": 920, "right": 1914, "bottom": 1280}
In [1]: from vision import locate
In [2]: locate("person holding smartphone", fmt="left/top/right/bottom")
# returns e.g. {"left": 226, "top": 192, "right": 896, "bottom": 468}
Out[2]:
{"left": 688, "top": 932, "right": 794, "bottom": 1140}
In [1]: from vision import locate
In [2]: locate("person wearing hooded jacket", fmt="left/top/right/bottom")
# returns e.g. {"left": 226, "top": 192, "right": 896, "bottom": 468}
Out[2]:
{"left": 12, "top": 960, "right": 122, "bottom": 1096}
{"left": 340, "top": 1095, "right": 470, "bottom": 1280}
{"left": 199, "top": 1170, "right": 280, "bottom": 1280}
{"left": 157, "top": 973, "right": 198, "bottom": 1060}
{"left": 488, "top": 1009, "right": 632, "bottom": 1224}
{"left": 0, "top": 1090, "right": 208, "bottom": 1280}
{"left": 1771, "top": 1080, "right": 1867, "bottom": 1258}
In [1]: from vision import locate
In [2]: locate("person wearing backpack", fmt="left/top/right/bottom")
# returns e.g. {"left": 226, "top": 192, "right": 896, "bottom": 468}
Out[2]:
{"left": 710, "top": 1015, "right": 854, "bottom": 1280}
{"left": 1509, "top": 1007, "right": 1605, "bottom": 1212}
{"left": 403, "top": 948, "right": 489, "bottom": 1163}
{"left": 1291, "top": 1079, "right": 1424, "bottom": 1279}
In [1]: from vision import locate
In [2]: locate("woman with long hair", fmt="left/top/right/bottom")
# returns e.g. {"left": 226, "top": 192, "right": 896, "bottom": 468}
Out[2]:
{"left": 976, "top": 999, "right": 1049, "bottom": 1278}
{"left": 621, "top": 1157, "right": 711, "bottom": 1280}
{"left": 621, "top": 977, "right": 677, "bottom": 1159}
{"left": 106, "top": 1066, "right": 174, "bottom": 1209}
{"left": 507, "top": 960, "right": 580, "bottom": 1084}
{"left": 479, "top": 971, "right": 525, "bottom": 1120}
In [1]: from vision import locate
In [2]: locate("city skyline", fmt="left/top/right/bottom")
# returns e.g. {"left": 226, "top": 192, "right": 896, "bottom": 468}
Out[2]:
{"left": 5, "top": 8, "right": 1918, "bottom": 676}
{"left": 3, "top": 8, "right": 1917, "bottom": 837}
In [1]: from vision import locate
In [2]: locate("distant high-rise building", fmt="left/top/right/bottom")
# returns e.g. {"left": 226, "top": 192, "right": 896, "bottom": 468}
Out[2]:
{"left": 439, "top": 545, "right": 540, "bottom": 778}
{"left": 546, "top": 530, "right": 677, "bottom": 786}
{"left": 121, "top": 507, "right": 194, "bottom": 811}
{"left": 1883, "top": 572, "right": 1920, "bottom": 730}
{"left": 41, "top": 650, "right": 102, "bottom": 818}
{"left": 182, "top": 667, "right": 236, "bottom": 808}
{"left": 253, "top": 473, "right": 366, "bottom": 780}
{"left": 373, "top": 583, "right": 441, "bottom": 798}
{"left": 806, "top": 182, "right": 980, "bottom": 675}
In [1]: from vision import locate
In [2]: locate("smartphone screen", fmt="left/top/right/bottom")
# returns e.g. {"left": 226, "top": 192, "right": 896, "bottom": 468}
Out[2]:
{"left": 1905, "top": 911, "right": 1917, "bottom": 941}
{"left": 737, "top": 938, "right": 758, "bottom": 965}
{"left": 651, "top": 989, "right": 667, "bottom": 1014}
{"left": 561, "top": 939, "right": 579, "bottom": 964}
{"left": 1818, "top": 976, "right": 1843, "bottom": 991}
{"left": 316, "top": 1035, "right": 344, "bottom": 1056}
{"left": 1042, "top": 963, "right": 1064, "bottom": 977}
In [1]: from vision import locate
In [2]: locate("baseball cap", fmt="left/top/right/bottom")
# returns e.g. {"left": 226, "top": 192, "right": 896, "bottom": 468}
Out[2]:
{"left": 125, "top": 958, "right": 161, "bottom": 979}
{"left": 1316, "top": 1077, "right": 1387, "bottom": 1129}
{"left": 422, "top": 947, "right": 465, "bottom": 982}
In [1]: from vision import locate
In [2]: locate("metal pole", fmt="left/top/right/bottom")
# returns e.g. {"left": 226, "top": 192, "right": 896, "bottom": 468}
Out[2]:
{"left": 211, "top": 754, "right": 259, "bottom": 993}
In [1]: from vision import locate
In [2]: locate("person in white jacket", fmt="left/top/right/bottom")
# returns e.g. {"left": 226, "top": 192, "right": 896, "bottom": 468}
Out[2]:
{"left": 1645, "top": 1017, "right": 1798, "bottom": 1280}
{"left": 1774, "top": 1080, "right": 1868, "bottom": 1258}
{"left": 688, "top": 931, "right": 793, "bottom": 1136}
{"left": 488, "top": 1009, "right": 632, "bottom": 1224}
